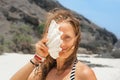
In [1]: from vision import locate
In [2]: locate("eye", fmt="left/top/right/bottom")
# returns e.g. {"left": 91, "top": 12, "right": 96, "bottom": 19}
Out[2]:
{"left": 64, "top": 36, "right": 71, "bottom": 41}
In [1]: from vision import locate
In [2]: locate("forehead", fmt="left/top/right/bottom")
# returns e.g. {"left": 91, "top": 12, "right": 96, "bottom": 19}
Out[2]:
{"left": 59, "top": 22, "right": 74, "bottom": 35}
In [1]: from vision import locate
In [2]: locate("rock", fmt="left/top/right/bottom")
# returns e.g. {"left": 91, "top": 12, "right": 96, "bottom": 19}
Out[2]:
{"left": 0, "top": 0, "right": 118, "bottom": 54}
{"left": 111, "top": 49, "right": 120, "bottom": 58}
{"left": 31, "top": 0, "right": 65, "bottom": 11}
{"left": 114, "top": 39, "right": 120, "bottom": 49}
{"left": 77, "top": 48, "right": 93, "bottom": 54}
{"left": 111, "top": 40, "right": 120, "bottom": 58}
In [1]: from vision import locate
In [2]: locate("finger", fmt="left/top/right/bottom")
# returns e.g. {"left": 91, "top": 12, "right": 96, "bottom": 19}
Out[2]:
{"left": 38, "top": 46, "right": 48, "bottom": 54}
{"left": 36, "top": 41, "right": 48, "bottom": 51}
{"left": 36, "top": 49, "right": 45, "bottom": 57}
{"left": 36, "top": 45, "right": 46, "bottom": 56}
{"left": 41, "top": 38, "right": 48, "bottom": 44}
{"left": 36, "top": 48, "right": 48, "bottom": 57}
{"left": 36, "top": 43, "right": 48, "bottom": 56}
{"left": 36, "top": 43, "right": 46, "bottom": 52}
{"left": 40, "top": 42, "right": 48, "bottom": 50}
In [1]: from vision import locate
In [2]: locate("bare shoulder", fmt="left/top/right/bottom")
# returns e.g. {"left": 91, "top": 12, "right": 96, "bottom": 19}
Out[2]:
{"left": 75, "top": 61, "right": 97, "bottom": 80}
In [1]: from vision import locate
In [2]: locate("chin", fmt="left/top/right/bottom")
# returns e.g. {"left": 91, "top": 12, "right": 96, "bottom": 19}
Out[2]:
{"left": 59, "top": 51, "right": 69, "bottom": 58}
{"left": 59, "top": 51, "right": 65, "bottom": 57}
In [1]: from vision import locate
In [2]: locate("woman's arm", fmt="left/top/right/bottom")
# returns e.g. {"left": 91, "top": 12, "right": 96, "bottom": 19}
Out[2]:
{"left": 10, "top": 58, "right": 38, "bottom": 80}
{"left": 10, "top": 37, "right": 48, "bottom": 80}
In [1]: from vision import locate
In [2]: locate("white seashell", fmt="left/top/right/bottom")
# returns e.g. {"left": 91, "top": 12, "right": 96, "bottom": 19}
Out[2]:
{"left": 46, "top": 20, "right": 63, "bottom": 59}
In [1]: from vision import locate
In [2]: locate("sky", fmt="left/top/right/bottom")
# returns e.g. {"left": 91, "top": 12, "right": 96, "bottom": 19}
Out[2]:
{"left": 58, "top": 0, "right": 120, "bottom": 39}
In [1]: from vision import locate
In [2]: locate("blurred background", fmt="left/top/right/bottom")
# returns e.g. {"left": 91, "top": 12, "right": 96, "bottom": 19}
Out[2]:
{"left": 59, "top": 0, "right": 120, "bottom": 38}
{"left": 0, "top": 0, "right": 120, "bottom": 57}
{"left": 0, "top": 0, "right": 120, "bottom": 80}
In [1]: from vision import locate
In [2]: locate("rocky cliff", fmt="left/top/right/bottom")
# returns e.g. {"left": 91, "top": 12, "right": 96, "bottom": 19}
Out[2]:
{"left": 111, "top": 40, "right": 120, "bottom": 58}
{"left": 0, "top": 0, "right": 118, "bottom": 55}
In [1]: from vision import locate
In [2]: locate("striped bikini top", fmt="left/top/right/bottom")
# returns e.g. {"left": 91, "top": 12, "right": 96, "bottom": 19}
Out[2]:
{"left": 70, "top": 60, "right": 78, "bottom": 80}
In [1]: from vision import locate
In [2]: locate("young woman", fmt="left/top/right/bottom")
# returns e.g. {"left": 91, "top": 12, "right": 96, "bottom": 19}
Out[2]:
{"left": 10, "top": 9, "right": 97, "bottom": 80}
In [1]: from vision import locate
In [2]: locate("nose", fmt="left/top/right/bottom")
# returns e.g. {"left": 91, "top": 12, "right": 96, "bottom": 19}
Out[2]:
{"left": 60, "top": 42, "right": 66, "bottom": 49}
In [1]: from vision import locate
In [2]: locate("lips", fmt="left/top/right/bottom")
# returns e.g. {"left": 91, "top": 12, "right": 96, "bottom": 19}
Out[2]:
{"left": 60, "top": 49, "right": 67, "bottom": 53}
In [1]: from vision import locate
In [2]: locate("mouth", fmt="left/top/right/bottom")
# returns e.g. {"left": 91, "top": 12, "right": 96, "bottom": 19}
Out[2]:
{"left": 62, "top": 49, "right": 66, "bottom": 51}
{"left": 59, "top": 49, "right": 67, "bottom": 53}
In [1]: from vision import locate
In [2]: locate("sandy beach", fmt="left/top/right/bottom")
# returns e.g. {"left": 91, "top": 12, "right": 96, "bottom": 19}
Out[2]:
{"left": 0, "top": 53, "right": 120, "bottom": 80}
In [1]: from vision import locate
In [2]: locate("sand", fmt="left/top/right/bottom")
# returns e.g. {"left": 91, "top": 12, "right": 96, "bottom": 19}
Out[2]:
{"left": 0, "top": 53, "right": 120, "bottom": 80}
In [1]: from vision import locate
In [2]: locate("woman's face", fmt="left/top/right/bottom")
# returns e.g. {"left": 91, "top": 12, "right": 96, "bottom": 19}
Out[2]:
{"left": 58, "top": 22, "right": 76, "bottom": 58}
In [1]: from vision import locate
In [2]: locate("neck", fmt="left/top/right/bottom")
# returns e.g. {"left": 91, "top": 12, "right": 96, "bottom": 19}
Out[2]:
{"left": 55, "top": 55, "right": 76, "bottom": 75}
{"left": 55, "top": 57, "right": 67, "bottom": 75}
{"left": 56, "top": 57, "right": 65, "bottom": 70}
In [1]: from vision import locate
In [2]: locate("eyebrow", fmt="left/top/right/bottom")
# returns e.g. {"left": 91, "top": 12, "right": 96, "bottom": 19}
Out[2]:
{"left": 62, "top": 34, "right": 72, "bottom": 38}
{"left": 63, "top": 32, "right": 75, "bottom": 36}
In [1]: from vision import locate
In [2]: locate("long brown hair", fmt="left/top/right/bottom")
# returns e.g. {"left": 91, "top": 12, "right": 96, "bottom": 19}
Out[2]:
{"left": 40, "top": 8, "right": 81, "bottom": 80}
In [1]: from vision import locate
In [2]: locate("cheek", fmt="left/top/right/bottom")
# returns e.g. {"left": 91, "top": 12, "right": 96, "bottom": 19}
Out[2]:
{"left": 70, "top": 40, "right": 75, "bottom": 46}
{"left": 65, "top": 39, "right": 75, "bottom": 48}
